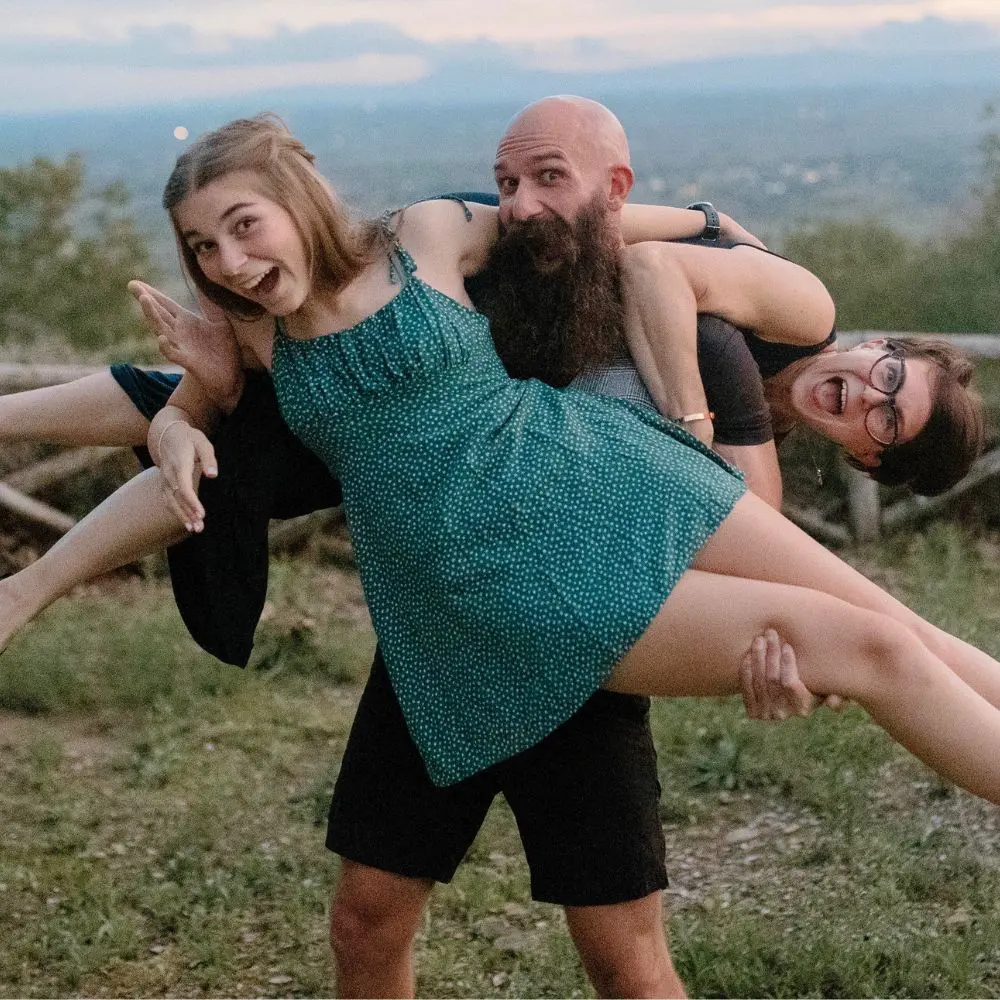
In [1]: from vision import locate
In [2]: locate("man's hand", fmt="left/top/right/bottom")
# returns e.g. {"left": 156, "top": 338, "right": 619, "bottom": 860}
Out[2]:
{"left": 740, "top": 629, "right": 848, "bottom": 720}
{"left": 740, "top": 629, "right": 813, "bottom": 720}
{"left": 128, "top": 280, "right": 244, "bottom": 410}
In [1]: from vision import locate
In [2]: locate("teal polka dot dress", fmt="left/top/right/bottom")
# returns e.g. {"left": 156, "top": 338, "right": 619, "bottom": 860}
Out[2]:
{"left": 271, "top": 241, "right": 746, "bottom": 786}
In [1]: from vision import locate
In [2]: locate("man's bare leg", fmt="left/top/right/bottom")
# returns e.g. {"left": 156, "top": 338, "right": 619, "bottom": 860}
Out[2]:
{"left": 0, "top": 469, "right": 186, "bottom": 652}
{"left": 566, "top": 893, "right": 686, "bottom": 999}
{"left": 329, "top": 860, "right": 434, "bottom": 998}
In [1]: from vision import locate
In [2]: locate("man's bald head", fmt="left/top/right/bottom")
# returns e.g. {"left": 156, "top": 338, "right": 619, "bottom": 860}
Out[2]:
{"left": 503, "top": 96, "right": 630, "bottom": 173}
{"left": 494, "top": 95, "right": 634, "bottom": 229}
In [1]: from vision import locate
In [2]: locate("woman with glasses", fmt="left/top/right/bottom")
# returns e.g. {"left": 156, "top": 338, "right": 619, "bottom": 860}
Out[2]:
{"left": 574, "top": 237, "right": 980, "bottom": 500}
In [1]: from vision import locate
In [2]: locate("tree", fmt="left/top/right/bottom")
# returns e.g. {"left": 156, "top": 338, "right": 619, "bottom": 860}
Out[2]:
{"left": 0, "top": 155, "right": 155, "bottom": 352}
{"left": 783, "top": 102, "right": 1000, "bottom": 336}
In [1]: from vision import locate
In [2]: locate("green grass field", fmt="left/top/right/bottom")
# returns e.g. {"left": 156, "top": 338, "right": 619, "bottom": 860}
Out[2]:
{"left": 2, "top": 525, "right": 1000, "bottom": 998}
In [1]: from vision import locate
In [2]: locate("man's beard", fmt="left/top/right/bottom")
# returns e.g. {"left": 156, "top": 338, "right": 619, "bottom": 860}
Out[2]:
{"left": 468, "top": 196, "right": 626, "bottom": 387}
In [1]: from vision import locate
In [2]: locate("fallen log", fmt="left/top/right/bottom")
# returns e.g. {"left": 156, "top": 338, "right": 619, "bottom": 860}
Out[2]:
{"left": 781, "top": 503, "right": 851, "bottom": 546}
{"left": 5, "top": 446, "right": 125, "bottom": 495}
{"left": 268, "top": 508, "right": 347, "bottom": 554}
{"left": 0, "top": 482, "right": 76, "bottom": 534}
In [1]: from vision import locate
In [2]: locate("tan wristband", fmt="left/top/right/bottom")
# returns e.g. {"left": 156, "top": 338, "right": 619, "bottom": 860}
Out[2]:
{"left": 678, "top": 411, "right": 714, "bottom": 424}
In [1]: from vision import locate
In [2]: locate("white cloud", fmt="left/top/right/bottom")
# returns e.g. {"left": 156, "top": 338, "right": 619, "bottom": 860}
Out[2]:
{"left": 1, "top": 54, "right": 428, "bottom": 112}
{"left": 1, "top": 1, "right": 999, "bottom": 110}
{"left": 6, "top": 0, "right": 1000, "bottom": 47}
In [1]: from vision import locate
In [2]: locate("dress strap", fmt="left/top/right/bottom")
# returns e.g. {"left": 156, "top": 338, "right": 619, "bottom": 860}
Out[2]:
{"left": 379, "top": 209, "right": 418, "bottom": 286}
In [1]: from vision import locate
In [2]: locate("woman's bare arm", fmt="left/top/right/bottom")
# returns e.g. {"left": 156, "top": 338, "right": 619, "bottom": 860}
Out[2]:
{"left": 666, "top": 243, "right": 836, "bottom": 346}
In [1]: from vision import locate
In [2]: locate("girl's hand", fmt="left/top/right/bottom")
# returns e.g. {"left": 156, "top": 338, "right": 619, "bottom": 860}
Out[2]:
{"left": 128, "top": 280, "right": 243, "bottom": 408}
{"left": 155, "top": 419, "right": 217, "bottom": 533}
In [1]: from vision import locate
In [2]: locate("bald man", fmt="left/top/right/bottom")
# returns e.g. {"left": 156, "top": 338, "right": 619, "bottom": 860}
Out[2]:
{"left": 325, "top": 98, "right": 770, "bottom": 1000}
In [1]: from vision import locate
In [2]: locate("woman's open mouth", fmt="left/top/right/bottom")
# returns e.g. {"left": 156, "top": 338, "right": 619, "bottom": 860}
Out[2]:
{"left": 815, "top": 376, "right": 847, "bottom": 415}
{"left": 240, "top": 266, "right": 280, "bottom": 299}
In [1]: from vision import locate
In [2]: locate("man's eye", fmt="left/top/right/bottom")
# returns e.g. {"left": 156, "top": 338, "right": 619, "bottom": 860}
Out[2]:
{"left": 497, "top": 178, "right": 517, "bottom": 195}
{"left": 539, "top": 170, "right": 561, "bottom": 184}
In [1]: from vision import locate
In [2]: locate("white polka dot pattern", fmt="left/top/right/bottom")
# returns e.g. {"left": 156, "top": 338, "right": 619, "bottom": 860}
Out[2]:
{"left": 271, "top": 245, "right": 746, "bottom": 786}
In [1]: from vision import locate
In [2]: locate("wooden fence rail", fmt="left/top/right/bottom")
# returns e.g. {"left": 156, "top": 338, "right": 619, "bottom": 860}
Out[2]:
{"left": 1, "top": 333, "right": 999, "bottom": 546}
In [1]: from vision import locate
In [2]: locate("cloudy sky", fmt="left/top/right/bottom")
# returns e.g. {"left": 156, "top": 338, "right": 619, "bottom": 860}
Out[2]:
{"left": 3, "top": 0, "right": 1000, "bottom": 113}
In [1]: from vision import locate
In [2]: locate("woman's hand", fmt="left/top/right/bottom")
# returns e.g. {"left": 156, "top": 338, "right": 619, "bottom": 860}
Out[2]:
{"left": 150, "top": 415, "right": 217, "bottom": 533}
{"left": 128, "top": 280, "right": 244, "bottom": 410}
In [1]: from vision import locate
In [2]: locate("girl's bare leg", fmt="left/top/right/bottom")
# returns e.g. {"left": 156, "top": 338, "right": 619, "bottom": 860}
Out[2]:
{"left": 607, "top": 493, "right": 1000, "bottom": 803}
{"left": 690, "top": 491, "right": 1000, "bottom": 709}
{"left": 0, "top": 469, "right": 186, "bottom": 652}
{"left": 0, "top": 371, "right": 151, "bottom": 446}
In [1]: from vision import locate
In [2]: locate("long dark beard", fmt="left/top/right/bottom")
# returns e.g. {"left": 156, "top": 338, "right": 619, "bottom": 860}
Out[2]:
{"left": 467, "top": 198, "right": 626, "bottom": 387}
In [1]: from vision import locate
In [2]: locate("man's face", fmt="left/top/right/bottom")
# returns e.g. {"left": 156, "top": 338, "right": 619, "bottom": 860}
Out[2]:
{"left": 789, "top": 341, "right": 934, "bottom": 466}
{"left": 493, "top": 119, "right": 603, "bottom": 227}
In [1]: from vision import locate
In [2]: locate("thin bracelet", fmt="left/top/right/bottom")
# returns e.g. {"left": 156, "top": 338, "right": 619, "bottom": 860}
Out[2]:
{"left": 154, "top": 419, "right": 187, "bottom": 457}
{"left": 678, "top": 411, "right": 715, "bottom": 424}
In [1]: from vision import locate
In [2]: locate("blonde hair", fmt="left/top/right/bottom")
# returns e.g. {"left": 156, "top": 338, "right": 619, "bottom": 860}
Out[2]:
{"left": 163, "top": 114, "right": 382, "bottom": 318}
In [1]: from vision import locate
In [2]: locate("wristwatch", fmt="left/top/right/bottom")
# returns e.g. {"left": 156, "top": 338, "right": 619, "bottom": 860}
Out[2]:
{"left": 685, "top": 201, "right": 721, "bottom": 242}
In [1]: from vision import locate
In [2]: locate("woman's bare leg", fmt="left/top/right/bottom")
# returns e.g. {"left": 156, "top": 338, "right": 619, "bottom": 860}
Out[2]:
{"left": 0, "top": 468, "right": 186, "bottom": 651}
{"left": 693, "top": 491, "right": 1000, "bottom": 708}
{"left": 610, "top": 569, "right": 1000, "bottom": 803}
{"left": 0, "top": 371, "right": 151, "bottom": 446}
{"left": 607, "top": 493, "right": 1000, "bottom": 803}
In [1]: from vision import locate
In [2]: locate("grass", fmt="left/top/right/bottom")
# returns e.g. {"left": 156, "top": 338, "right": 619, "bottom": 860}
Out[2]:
{"left": 1, "top": 525, "right": 1000, "bottom": 997}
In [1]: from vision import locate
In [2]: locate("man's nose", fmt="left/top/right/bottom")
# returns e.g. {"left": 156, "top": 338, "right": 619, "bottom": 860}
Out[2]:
{"left": 506, "top": 185, "right": 544, "bottom": 222}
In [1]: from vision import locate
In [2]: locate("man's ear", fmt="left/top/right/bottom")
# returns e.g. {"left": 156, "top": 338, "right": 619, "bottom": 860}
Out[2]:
{"left": 607, "top": 164, "right": 634, "bottom": 210}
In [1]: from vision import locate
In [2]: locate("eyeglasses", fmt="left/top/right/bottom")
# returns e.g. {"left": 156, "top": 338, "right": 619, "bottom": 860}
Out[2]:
{"left": 865, "top": 348, "right": 906, "bottom": 447}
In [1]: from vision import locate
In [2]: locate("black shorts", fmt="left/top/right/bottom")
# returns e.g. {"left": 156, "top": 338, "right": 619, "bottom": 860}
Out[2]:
{"left": 327, "top": 650, "right": 667, "bottom": 906}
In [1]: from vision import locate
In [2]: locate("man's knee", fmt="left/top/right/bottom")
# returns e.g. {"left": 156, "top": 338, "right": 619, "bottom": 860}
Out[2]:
{"left": 329, "top": 861, "right": 432, "bottom": 962}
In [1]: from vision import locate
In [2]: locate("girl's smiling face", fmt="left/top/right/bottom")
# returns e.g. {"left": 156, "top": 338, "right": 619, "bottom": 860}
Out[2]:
{"left": 173, "top": 170, "right": 310, "bottom": 317}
